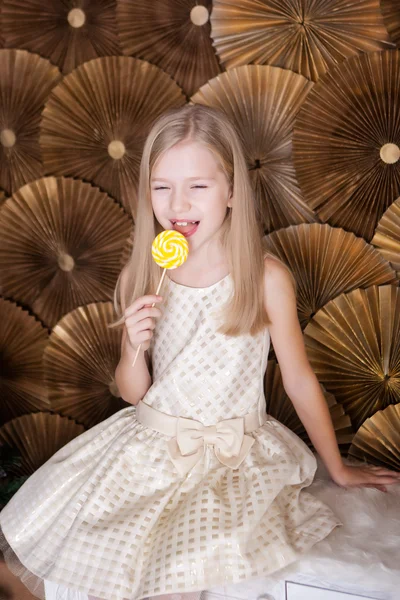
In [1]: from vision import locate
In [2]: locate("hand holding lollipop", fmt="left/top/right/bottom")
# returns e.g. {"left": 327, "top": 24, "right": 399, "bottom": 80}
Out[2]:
{"left": 131, "top": 230, "right": 189, "bottom": 367}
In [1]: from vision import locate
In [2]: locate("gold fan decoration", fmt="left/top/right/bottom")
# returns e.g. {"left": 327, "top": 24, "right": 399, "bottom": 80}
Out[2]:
{"left": 0, "top": 413, "right": 85, "bottom": 475}
{"left": 0, "top": 299, "right": 49, "bottom": 427}
{"left": 192, "top": 65, "right": 317, "bottom": 233}
{"left": 117, "top": 0, "right": 222, "bottom": 97}
{"left": 44, "top": 302, "right": 128, "bottom": 428}
{"left": 40, "top": 56, "right": 186, "bottom": 214}
{"left": 304, "top": 285, "right": 400, "bottom": 430}
{"left": 371, "top": 196, "right": 400, "bottom": 277}
{"left": 381, "top": 0, "right": 400, "bottom": 48}
{"left": 0, "top": 190, "right": 6, "bottom": 208}
{"left": 348, "top": 404, "right": 400, "bottom": 470}
{"left": 1, "top": 0, "right": 121, "bottom": 74}
{"left": 0, "top": 49, "right": 61, "bottom": 194}
{"left": 0, "top": 177, "right": 132, "bottom": 328}
{"left": 293, "top": 50, "right": 400, "bottom": 241}
{"left": 265, "top": 360, "right": 354, "bottom": 452}
{"left": 210, "top": 0, "right": 394, "bottom": 81}
{"left": 120, "top": 228, "right": 134, "bottom": 269}
{"left": 263, "top": 223, "right": 396, "bottom": 328}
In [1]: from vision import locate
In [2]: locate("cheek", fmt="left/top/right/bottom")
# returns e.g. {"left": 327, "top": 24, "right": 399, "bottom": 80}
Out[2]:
{"left": 150, "top": 196, "right": 164, "bottom": 219}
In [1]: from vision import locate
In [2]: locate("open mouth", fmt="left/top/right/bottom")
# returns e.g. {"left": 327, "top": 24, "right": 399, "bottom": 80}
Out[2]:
{"left": 170, "top": 220, "right": 200, "bottom": 237}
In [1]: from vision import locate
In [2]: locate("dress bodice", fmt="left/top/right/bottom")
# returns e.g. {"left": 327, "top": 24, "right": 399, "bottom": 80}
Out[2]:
{"left": 145, "top": 274, "right": 270, "bottom": 425}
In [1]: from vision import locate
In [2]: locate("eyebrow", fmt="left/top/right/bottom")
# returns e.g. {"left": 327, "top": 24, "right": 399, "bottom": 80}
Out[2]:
{"left": 151, "top": 176, "right": 216, "bottom": 182}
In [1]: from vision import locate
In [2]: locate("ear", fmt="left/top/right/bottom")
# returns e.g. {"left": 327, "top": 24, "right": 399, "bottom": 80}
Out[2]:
{"left": 227, "top": 188, "right": 233, "bottom": 208}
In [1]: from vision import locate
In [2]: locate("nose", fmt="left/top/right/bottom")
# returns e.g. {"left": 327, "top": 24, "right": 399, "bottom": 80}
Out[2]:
{"left": 170, "top": 188, "right": 190, "bottom": 213}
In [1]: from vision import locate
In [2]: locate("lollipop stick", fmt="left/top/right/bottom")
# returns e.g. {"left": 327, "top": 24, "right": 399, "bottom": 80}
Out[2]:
{"left": 131, "top": 269, "right": 167, "bottom": 368}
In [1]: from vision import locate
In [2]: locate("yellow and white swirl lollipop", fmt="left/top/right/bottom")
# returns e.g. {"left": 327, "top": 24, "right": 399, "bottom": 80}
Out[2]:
{"left": 132, "top": 230, "right": 189, "bottom": 367}
{"left": 151, "top": 229, "right": 189, "bottom": 270}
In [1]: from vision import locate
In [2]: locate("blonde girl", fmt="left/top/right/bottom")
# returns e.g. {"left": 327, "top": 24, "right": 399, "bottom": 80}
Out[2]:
{"left": 1, "top": 104, "right": 399, "bottom": 600}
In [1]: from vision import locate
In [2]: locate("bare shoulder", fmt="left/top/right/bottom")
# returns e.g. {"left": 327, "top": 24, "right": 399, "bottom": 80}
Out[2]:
{"left": 263, "top": 255, "right": 295, "bottom": 292}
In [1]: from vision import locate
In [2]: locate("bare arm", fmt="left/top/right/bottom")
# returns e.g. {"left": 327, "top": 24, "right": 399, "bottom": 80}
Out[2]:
{"left": 115, "top": 329, "right": 152, "bottom": 406}
{"left": 114, "top": 267, "right": 163, "bottom": 406}
{"left": 263, "top": 258, "right": 400, "bottom": 491}
{"left": 263, "top": 257, "right": 344, "bottom": 480}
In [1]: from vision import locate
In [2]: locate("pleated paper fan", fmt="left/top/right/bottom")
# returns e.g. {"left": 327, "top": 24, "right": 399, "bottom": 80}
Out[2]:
{"left": 0, "top": 176, "right": 132, "bottom": 328}
{"left": 263, "top": 223, "right": 396, "bottom": 328}
{"left": 349, "top": 404, "right": 400, "bottom": 470}
{"left": 210, "top": 0, "right": 394, "bottom": 81}
{"left": 0, "top": 298, "right": 49, "bottom": 427}
{"left": 40, "top": 56, "right": 186, "bottom": 214}
{"left": 265, "top": 360, "right": 354, "bottom": 452}
{"left": 44, "top": 302, "right": 129, "bottom": 428}
{"left": 293, "top": 50, "right": 400, "bottom": 241}
{"left": 381, "top": 0, "right": 400, "bottom": 48}
{"left": 117, "top": 0, "right": 222, "bottom": 97}
{"left": 371, "top": 195, "right": 400, "bottom": 276}
{"left": 1, "top": 0, "right": 121, "bottom": 74}
{"left": 304, "top": 285, "right": 400, "bottom": 430}
{"left": 0, "top": 49, "right": 62, "bottom": 194}
{"left": 120, "top": 228, "right": 134, "bottom": 268}
{"left": 0, "top": 190, "right": 6, "bottom": 208}
{"left": 0, "top": 412, "right": 85, "bottom": 476}
{"left": 192, "top": 65, "right": 317, "bottom": 233}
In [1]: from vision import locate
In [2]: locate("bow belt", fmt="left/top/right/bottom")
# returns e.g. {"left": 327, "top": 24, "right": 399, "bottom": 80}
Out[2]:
{"left": 136, "top": 401, "right": 267, "bottom": 477}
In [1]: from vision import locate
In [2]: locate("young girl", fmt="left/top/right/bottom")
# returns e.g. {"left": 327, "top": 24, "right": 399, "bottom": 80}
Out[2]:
{"left": 1, "top": 105, "right": 399, "bottom": 600}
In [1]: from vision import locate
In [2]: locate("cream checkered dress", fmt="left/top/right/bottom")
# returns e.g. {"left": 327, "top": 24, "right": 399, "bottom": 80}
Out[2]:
{"left": 0, "top": 274, "right": 342, "bottom": 600}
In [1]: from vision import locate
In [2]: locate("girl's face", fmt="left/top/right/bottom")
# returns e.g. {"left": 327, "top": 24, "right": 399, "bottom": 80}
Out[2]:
{"left": 150, "top": 140, "right": 232, "bottom": 255}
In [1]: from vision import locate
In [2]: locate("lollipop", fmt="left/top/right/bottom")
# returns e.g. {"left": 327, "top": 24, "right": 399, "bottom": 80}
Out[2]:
{"left": 151, "top": 229, "right": 189, "bottom": 270}
{"left": 131, "top": 230, "right": 189, "bottom": 367}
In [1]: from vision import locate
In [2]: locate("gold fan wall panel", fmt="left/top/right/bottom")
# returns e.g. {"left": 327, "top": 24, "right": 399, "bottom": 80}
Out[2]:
{"left": 264, "top": 223, "right": 396, "bottom": 327}
{"left": 293, "top": 50, "right": 400, "bottom": 241}
{"left": 265, "top": 360, "right": 354, "bottom": 451}
{"left": 0, "top": 49, "right": 62, "bottom": 194}
{"left": 0, "top": 176, "right": 132, "bottom": 327}
{"left": 117, "top": 0, "right": 222, "bottom": 97}
{"left": 381, "top": 0, "right": 400, "bottom": 48}
{"left": 191, "top": 65, "right": 317, "bottom": 233}
{"left": 210, "top": 0, "right": 394, "bottom": 81}
{"left": 371, "top": 195, "right": 400, "bottom": 275}
{"left": 2, "top": 0, "right": 121, "bottom": 74}
{"left": 40, "top": 56, "right": 186, "bottom": 213}
{"left": 44, "top": 302, "right": 128, "bottom": 428}
{"left": 349, "top": 404, "right": 400, "bottom": 470}
{"left": 0, "top": 413, "right": 85, "bottom": 475}
{"left": 0, "top": 190, "right": 6, "bottom": 208}
{"left": 0, "top": 299, "right": 49, "bottom": 426}
{"left": 304, "top": 285, "right": 400, "bottom": 430}
{"left": 121, "top": 229, "right": 134, "bottom": 269}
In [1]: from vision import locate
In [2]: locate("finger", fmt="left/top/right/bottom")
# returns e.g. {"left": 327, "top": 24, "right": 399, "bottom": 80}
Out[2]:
{"left": 373, "top": 485, "right": 387, "bottom": 493}
{"left": 125, "top": 296, "right": 163, "bottom": 318}
{"left": 125, "top": 308, "right": 162, "bottom": 328}
{"left": 363, "top": 483, "right": 387, "bottom": 492}
{"left": 133, "top": 330, "right": 153, "bottom": 345}
{"left": 134, "top": 317, "right": 156, "bottom": 332}
{"left": 366, "top": 465, "right": 400, "bottom": 474}
{"left": 368, "top": 475, "right": 400, "bottom": 485}
{"left": 126, "top": 307, "right": 162, "bottom": 324}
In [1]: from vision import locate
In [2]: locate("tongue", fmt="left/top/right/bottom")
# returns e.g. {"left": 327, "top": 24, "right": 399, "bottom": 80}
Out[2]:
{"left": 174, "top": 222, "right": 198, "bottom": 235}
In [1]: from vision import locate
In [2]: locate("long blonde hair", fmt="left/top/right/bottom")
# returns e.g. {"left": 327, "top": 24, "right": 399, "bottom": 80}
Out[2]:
{"left": 114, "top": 104, "right": 283, "bottom": 336}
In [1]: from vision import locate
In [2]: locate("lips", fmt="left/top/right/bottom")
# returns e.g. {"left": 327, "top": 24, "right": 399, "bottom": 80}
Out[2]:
{"left": 170, "top": 220, "right": 200, "bottom": 237}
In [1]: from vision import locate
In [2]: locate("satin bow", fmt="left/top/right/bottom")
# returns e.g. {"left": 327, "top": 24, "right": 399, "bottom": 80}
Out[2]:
{"left": 166, "top": 415, "right": 255, "bottom": 476}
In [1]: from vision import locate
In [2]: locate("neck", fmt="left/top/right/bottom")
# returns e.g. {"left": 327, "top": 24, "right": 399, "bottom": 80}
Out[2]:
{"left": 169, "top": 243, "right": 229, "bottom": 287}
